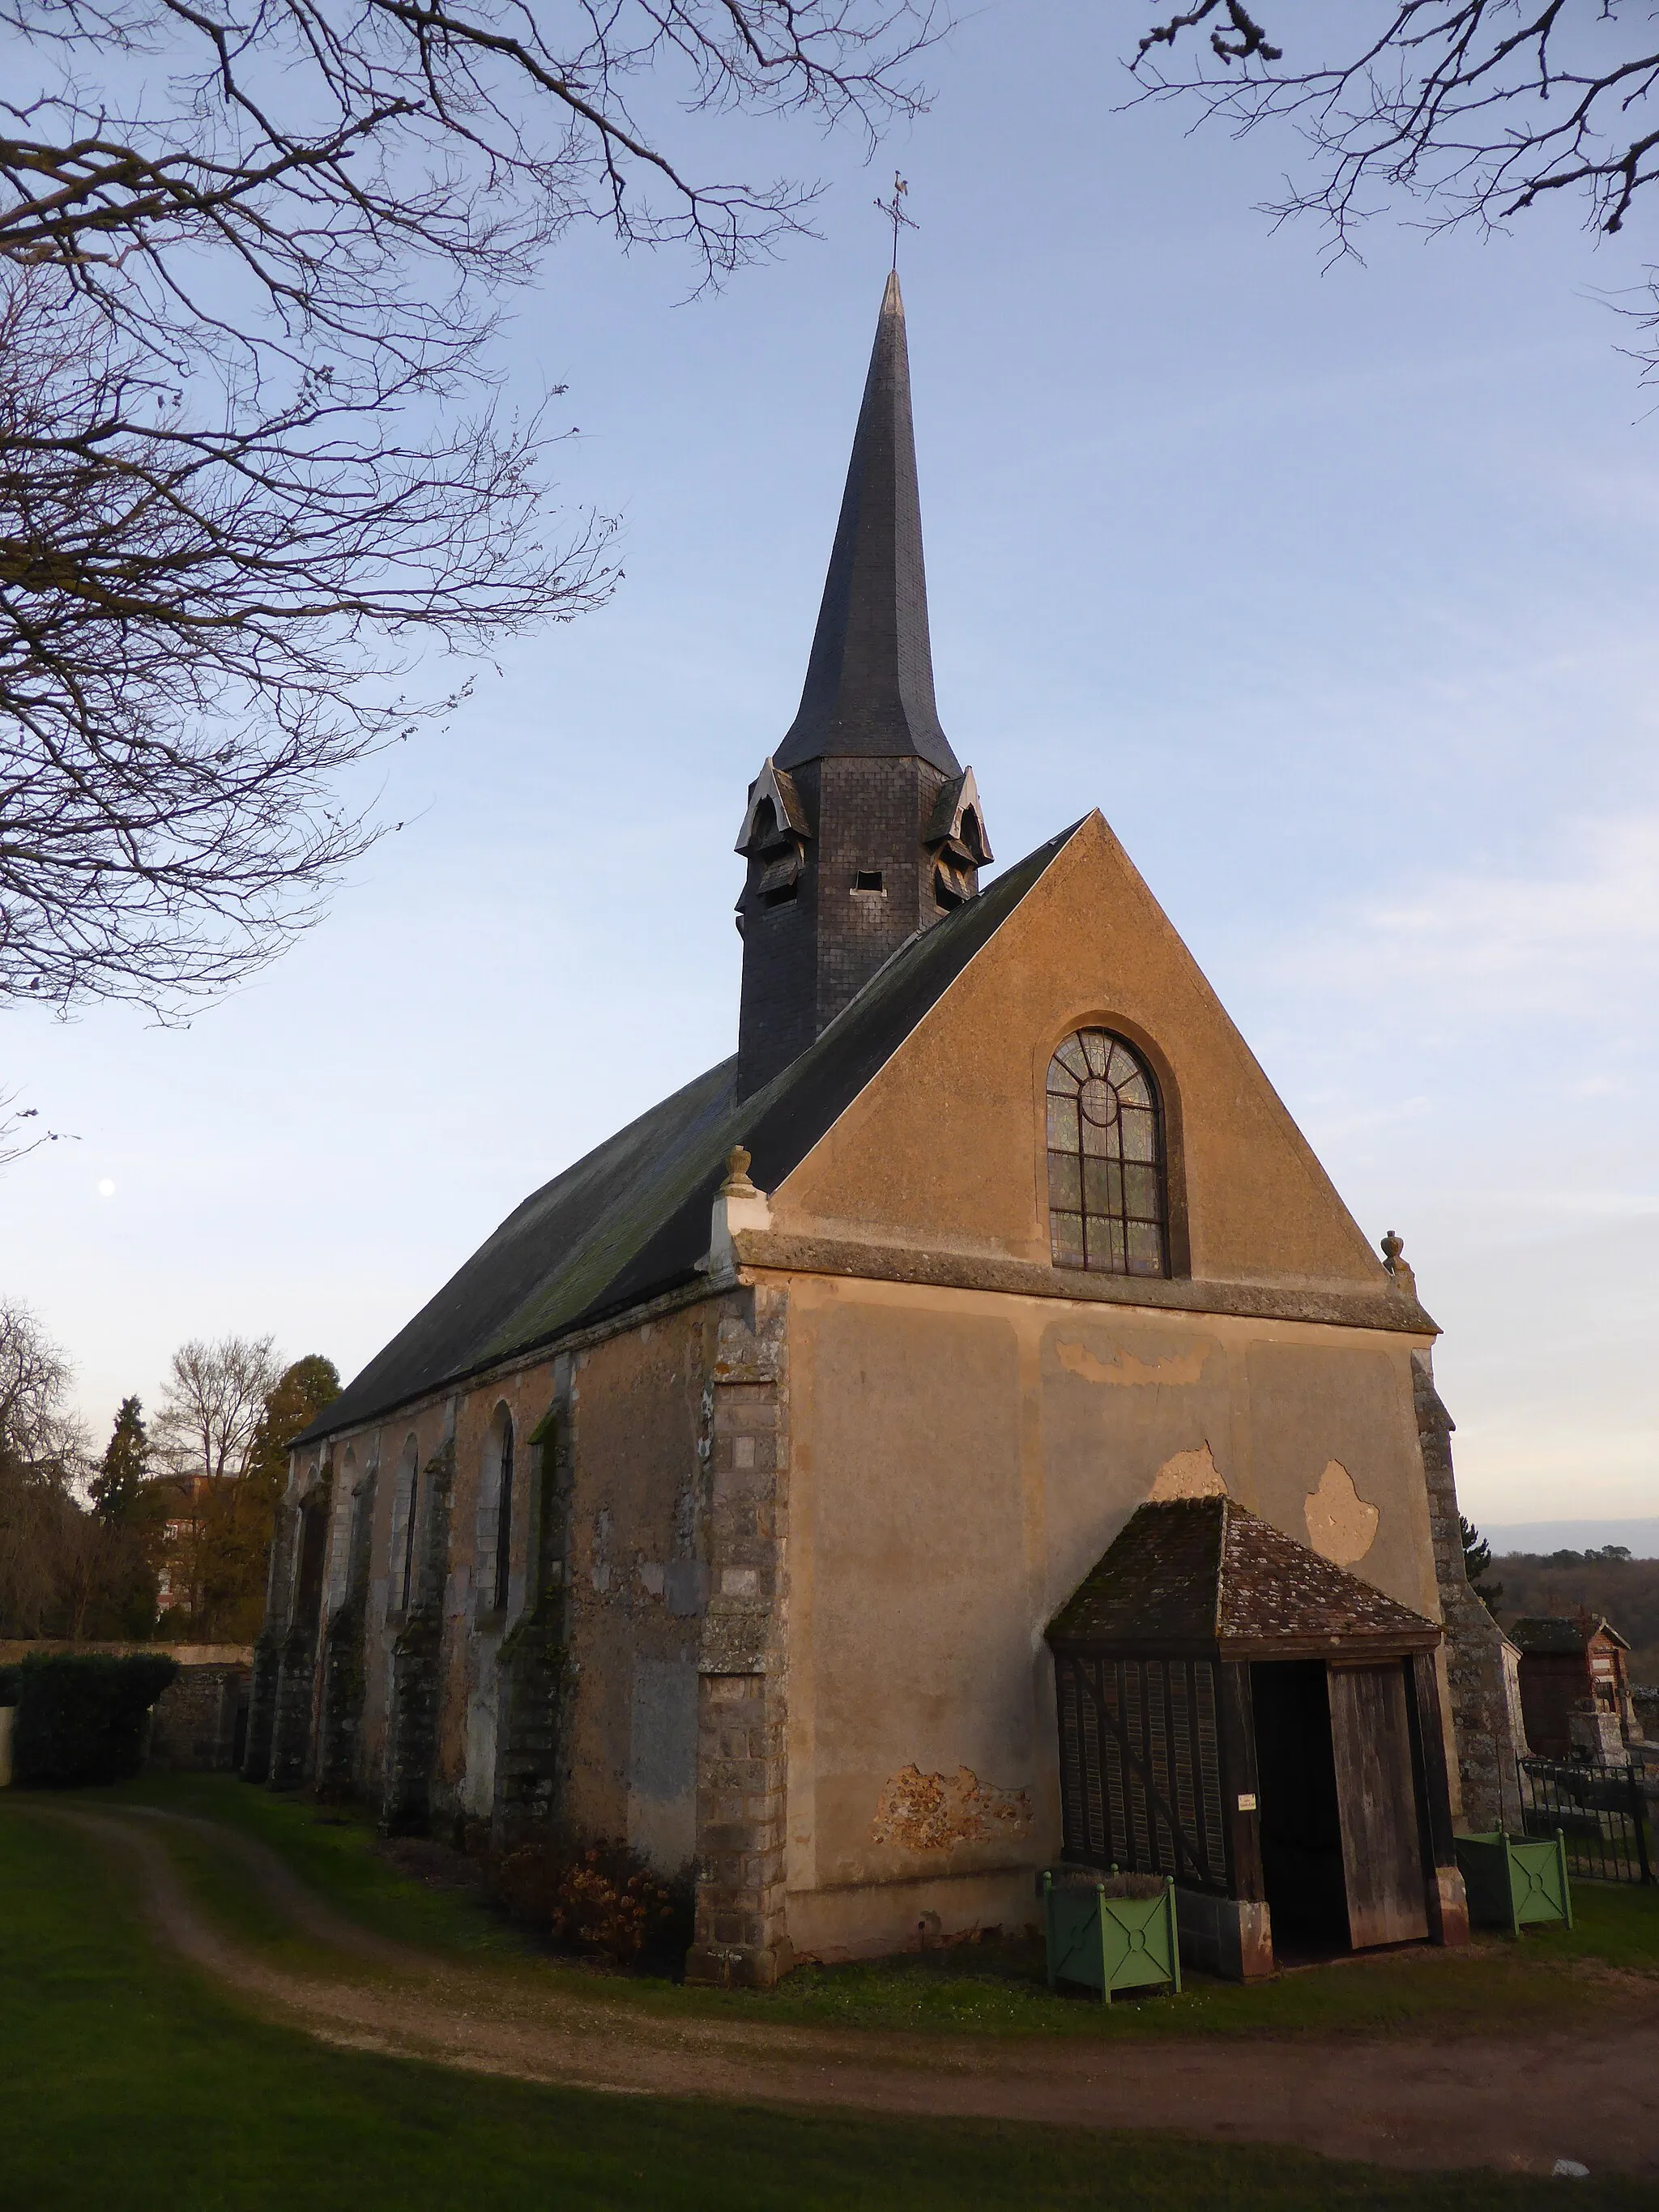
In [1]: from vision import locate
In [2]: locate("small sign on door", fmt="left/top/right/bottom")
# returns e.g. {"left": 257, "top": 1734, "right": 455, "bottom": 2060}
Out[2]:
{"left": 1236, "top": 1792, "right": 1257, "bottom": 1812}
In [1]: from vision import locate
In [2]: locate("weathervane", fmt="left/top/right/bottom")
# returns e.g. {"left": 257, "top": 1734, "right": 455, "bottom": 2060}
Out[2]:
{"left": 875, "top": 173, "right": 915, "bottom": 270}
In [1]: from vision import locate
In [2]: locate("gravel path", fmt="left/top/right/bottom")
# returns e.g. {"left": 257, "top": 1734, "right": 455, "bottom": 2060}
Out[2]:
{"left": 38, "top": 1805, "right": 1659, "bottom": 2181}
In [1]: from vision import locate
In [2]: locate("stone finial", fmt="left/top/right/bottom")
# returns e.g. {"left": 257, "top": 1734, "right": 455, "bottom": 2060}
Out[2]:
{"left": 1380, "top": 1230, "right": 1417, "bottom": 1298}
{"left": 719, "top": 1145, "right": 759, "bottom": 1198}
{"left": 702, "top": 1146, "right": 771, "bottom": 1276}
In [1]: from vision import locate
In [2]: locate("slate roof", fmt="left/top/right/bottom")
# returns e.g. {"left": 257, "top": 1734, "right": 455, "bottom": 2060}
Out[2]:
{"left": 774, "top": 271, "right": 959, "bottom": 778}
{"left": 296, "top": 820, "right": 1081, "bottom": 1447}
{"left": 1510, "top": 1615, "right": 1630, "bottom": 1656}
{"left": 1046, "top": 1497, "right": 1441, "bottom": 1660}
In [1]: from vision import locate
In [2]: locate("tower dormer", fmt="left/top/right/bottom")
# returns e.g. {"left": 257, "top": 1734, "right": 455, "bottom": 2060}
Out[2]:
{"left": 736, "top": 272, "right": 991, "bottom": 1098}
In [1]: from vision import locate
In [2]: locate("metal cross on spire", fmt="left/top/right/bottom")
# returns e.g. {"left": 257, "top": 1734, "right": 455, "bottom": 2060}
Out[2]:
{"left": 875, "top": 172, "right": 915, "bottom": 270}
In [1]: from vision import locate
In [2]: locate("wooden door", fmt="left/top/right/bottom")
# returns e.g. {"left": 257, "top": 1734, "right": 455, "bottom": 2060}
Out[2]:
{"left": 1327, "top": 1662, "right": 1429, "bottom": 1949}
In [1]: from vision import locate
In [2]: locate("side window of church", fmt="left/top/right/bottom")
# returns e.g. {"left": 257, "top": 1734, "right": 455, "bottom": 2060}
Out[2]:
{"left": 391, "top": 1438, "right": 420, "bottom": 1611}
{"left": 1046, "top": 1029, "right": 1168, "bottom": 1277}
{"left": 492, "top": 1411, "right": 514, "bottom": 1613}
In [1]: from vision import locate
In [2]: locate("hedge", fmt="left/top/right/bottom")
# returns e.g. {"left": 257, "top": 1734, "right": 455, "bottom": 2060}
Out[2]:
{"left": 11, "top": 1654, "right": 181, "bottom": 1786}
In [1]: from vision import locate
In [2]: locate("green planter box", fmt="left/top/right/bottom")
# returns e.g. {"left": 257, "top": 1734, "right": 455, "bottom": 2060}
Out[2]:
{"left": 1454, "top": 1830, "right": 1573, "bottom": 1936}
{"left": 1042, "top": 1870, "right": 1183, "bottom": 2004}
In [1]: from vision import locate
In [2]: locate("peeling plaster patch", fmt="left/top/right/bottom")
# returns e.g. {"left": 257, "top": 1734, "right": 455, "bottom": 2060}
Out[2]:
{"left": 869, "top": 1765, "right": 1032, "bottom": 1851}
{"left": 637, "top": 1562, "right": 666, "bottom": 1600}
{"left": 1056, "top": 1340, "right": 1210, "bottom": 1388}
{"left": 1305, "top": 1460, "right": 1380, "bottom": 1565}
{"left": 1149, "top": 1443, "right": 1228, "bottom": 1500}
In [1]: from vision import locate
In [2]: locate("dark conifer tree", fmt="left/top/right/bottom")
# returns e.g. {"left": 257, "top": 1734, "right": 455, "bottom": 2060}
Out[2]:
{"left": 1461, "top": 1515, "right": 1504, "bottom": 1616}
{"left": 91, "top": 1396, "right": 149, "bottom": 1525}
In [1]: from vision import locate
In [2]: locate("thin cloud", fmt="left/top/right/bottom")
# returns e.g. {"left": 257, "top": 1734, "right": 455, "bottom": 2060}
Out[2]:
{"left": 1286, "top": 815, "right": 1659, "bottom": 1019}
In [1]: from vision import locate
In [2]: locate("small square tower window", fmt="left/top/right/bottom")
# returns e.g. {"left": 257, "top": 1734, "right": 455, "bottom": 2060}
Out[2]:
{"left": 853, "top": 870, "right": 885, "bottom": 893}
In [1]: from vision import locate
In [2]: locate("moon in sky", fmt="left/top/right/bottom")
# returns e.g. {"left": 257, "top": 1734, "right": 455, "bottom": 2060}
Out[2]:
{"left": 97, "top": 1179, "right": 116, "bottom": 1198}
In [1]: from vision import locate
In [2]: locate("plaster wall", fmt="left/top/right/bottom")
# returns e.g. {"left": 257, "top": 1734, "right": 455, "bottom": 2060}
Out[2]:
{"left": 559, "top": 1305, "right": 715, "bottom": 1869}
{"left": 778, "top": 1271, "right": 1439, "bottom": 1960}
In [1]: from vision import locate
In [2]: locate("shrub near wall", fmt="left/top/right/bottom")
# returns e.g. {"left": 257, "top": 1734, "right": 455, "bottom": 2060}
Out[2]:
{"left": 12, "top": 1654, "right": 180, "bottom": 1786}
{"left": 492, "top": 1837, "right": 693, "bottom": 1970}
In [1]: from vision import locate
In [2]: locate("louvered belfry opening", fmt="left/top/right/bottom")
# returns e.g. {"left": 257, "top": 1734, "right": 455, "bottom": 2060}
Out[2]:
{"left": 1046, "top": 1497, "right": 1459, "bottom": 1963}
{"left": 1053, "top": 1649, "right": 1229, "bottom": 1894}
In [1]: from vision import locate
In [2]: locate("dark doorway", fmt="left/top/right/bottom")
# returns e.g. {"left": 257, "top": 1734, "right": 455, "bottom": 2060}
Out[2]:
{"left": 1328, "top": 1663, "right": 1429, "bottom": 1948}
{"left": 1251, "top": 1660, "right": 1348, "bottom": 1953}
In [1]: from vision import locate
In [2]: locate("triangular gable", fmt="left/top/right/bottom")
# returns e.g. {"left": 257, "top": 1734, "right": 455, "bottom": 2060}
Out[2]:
{"left": 768, "top": 809, "right": 1392, "bottom": 1291}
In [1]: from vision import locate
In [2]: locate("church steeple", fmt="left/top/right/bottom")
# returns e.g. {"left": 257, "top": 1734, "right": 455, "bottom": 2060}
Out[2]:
{"left": 736, "top": 274, "right": 992, "bottom": 1101}
{"left": 774, "top": 272, "right": 958, "bottom": 778}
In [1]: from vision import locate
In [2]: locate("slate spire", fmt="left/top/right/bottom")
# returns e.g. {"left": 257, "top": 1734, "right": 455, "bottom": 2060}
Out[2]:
{"left": 735, "top": 273, "right": 990, "bottom": 1100}
{"left": 774, "top": 271, "right": 960, "bottom": 778}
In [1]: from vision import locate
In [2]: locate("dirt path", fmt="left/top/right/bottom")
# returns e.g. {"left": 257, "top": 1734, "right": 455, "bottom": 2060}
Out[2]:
{"left": 36, "top": 1806, "right": 1659, "bottom": 2180}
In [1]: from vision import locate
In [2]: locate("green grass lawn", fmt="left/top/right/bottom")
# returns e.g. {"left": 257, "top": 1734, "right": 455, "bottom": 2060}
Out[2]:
{"left": 0, "top": 1799, "right": 1649, "bottom": 2212}
{"left": 101, "top": 1774, "right": 1659, "bottom": 2044}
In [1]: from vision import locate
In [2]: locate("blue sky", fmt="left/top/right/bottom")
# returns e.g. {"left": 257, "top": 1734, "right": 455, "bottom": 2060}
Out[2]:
{"left": 5, "top": 3, "right": 1656, "bottom": 1530}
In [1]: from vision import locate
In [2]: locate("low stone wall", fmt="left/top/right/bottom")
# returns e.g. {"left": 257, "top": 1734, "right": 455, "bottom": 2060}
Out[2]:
{"left": 0, "top": 1641, "right": 253, "bottom": 1773}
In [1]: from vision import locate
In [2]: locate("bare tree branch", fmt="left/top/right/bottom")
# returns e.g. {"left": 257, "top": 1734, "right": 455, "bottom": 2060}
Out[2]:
{"left": 1129, "top": 3, "right": 1659, "bottom": 249}
{"left": 0, "top": 0, "right": 942, "bottom": 1010}
{"left": 154, "top": 1332, "right": 285, "bottom": 1483}
{"left": 0, "top": 1085, "right": 78, "bottom": 1165}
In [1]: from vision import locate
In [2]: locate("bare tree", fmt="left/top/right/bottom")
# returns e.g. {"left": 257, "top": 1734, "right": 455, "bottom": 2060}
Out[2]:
{"left": 1, "top": 0, "right": 940, "bottom": 1011}
{"left": 0, "top": 1298, "right": 90, "bottom": 1634}
{"left": 1130, "top": 3, "right": 1659, "bottom": 360}
{"left": 154, "top": 1334, "right": 284, "bottom": 1484}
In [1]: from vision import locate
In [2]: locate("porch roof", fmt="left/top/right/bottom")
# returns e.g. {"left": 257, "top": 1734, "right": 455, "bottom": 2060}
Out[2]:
{"left": 1046, "top": 1497, "right": 1440, "bottom": 1662}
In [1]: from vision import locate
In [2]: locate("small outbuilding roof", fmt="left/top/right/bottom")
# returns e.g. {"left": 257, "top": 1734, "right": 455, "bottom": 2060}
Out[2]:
{"left": 1510, "top": 1615, "right": 1630, "bottom": 1656}
{"left": 1046, "top": 1497, "right": 1440, "bottom": 1662}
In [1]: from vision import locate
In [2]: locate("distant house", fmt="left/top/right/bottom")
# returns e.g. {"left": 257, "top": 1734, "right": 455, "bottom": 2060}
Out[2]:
{"left": 1511, "top": 1616, "right": 1636, "bottom": 1761}
{"left": 146, "top": 1473, "right": 211, "bottom": 1613}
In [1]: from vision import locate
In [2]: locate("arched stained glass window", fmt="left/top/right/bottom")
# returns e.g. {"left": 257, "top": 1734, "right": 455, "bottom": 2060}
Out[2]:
{"left": 1046, "top": 1029, "right": 1168, "bottom": 1278}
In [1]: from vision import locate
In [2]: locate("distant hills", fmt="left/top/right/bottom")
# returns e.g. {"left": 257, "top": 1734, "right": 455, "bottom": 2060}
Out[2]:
{"left": 1481, "top": 1518, "right": 1659, "bottom": 1560}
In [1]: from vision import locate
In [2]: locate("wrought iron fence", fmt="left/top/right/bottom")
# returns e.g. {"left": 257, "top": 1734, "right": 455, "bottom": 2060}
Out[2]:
{"left": 1516, "top": 1757, "right": 1654, "bottom": 1886}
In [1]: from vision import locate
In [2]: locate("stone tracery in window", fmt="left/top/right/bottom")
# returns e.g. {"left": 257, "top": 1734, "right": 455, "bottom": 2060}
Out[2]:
{"left": 1046, "top": 1029, "right": 1168, "bottom": 1278}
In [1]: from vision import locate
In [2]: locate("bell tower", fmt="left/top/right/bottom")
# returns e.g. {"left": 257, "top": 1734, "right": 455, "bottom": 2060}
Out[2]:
{"left": 736, "top": 273, "right": 992, "bottom": 1098}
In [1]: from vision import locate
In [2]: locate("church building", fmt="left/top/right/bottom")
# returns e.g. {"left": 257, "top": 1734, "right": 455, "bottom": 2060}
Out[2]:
{"left": 247, "top": 274, "right": 1522, "bottom": 1984}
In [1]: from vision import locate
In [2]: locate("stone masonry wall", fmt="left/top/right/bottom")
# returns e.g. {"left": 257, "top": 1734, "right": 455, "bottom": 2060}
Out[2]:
{"left": 1414, "top": 1349, "right": 1526, "bottom": 1830}
{"left": 149, "top": 1661, "right": 249, "bottom": 1771}
{"left": 493, "top": 1373, "right": 575, "bottom": 1847}
{"left": 315, "top": 1465, "right": 377, "bottom": 1796}
{"left": 242, "top": 1491, "right": 301, "bottom": 1781}
{"left": 687, "top": 1285, "right": 791, "bottom": 1988}
{"left": 381, "top": 1434, "right": 454, "bottom": 1834}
